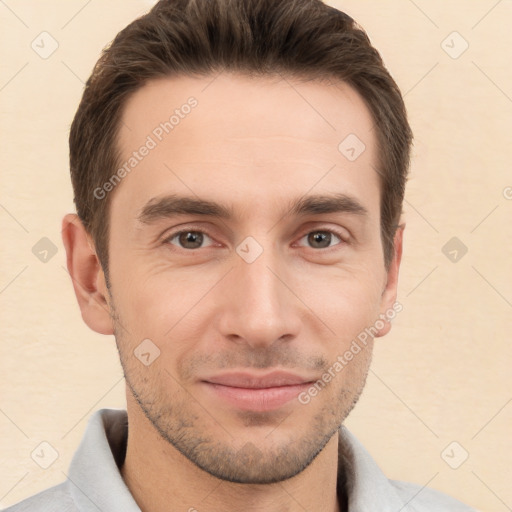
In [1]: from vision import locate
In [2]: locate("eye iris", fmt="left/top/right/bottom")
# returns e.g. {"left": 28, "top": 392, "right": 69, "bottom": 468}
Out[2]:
{"left": 308, "top": 231, "right": 331, "bottom": 248}
{"left": 179, "top": 231, "right": 203, "bottom": 249}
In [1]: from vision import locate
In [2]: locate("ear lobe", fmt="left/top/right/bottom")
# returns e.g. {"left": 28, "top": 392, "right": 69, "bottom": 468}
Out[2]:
{"left": 61, "top": 213, "right": 114, "bottom": 335}
{"left": 375, "top": 223, "right": 405, "bottom": 338}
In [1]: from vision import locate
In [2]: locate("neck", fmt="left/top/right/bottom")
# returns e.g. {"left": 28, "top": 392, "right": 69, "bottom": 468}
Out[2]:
{"left": 120, "top": 396, "right": 343, "bottom": 512}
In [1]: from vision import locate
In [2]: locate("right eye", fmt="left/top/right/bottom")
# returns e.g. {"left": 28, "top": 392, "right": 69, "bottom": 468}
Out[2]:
{"left": 164, "top": 230, "right": 216, "bottom": 250}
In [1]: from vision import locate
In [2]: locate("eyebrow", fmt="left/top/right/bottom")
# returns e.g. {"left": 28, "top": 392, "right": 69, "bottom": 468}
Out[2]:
{"left": 137, "top": 192, "right": 369, "bottom": 224}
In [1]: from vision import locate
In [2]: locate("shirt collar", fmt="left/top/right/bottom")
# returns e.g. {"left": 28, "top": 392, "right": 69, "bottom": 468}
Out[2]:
{"left": 68, "top": 408, "right": 410, "bottom": 512}
{"left": 68, "top": 408, "right": 139, "bottom": 512}
{"left": 338, "top": 425, "right": 414, "bottom": 511}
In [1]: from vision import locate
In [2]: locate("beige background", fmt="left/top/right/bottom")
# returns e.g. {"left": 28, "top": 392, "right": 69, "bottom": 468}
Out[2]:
{"left": 1, "top": 1, "right": 511, "bottom": 511}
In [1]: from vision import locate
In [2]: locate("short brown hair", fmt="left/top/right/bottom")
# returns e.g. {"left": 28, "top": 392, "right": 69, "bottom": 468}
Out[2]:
{"left": 69, "top": 0, "right": 413, "bottom": 275}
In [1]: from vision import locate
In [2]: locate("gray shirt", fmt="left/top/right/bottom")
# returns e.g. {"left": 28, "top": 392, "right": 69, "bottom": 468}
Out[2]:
{"left": 3, "top": 408, "right": 477, "bottom": 511}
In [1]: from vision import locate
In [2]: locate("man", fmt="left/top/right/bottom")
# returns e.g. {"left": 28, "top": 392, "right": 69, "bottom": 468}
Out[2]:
{"left": 5, "top": 0, "right": 476, "bottom": 510}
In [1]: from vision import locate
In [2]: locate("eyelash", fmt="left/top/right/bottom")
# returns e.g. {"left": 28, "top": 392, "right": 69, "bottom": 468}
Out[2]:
{"left": 162, "top": 226, "right": 349, "bottom": 252}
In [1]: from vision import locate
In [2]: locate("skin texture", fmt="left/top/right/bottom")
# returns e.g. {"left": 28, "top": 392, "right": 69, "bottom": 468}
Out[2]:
{"left": 62, "top": 73, "right": 404, "bottom": 512}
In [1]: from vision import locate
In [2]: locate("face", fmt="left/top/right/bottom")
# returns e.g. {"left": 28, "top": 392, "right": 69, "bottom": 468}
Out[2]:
{"left": 98, "top": 73, "right": 401, "bottom": 483}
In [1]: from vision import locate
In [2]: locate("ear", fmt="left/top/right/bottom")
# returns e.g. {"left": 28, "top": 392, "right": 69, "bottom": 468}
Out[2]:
{"left": 61, "top": 214, "right": 114, "bottom": 335}
{"left": 375, "top": 223, "right": 405, "bottom": 338}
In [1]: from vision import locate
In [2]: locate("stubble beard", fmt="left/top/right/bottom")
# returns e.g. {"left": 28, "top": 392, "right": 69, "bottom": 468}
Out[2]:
{"left": 108, "top": 292, "right": 371, "bottom": 484}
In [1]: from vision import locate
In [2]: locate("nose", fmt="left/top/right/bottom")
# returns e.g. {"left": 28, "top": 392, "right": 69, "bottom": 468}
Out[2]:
{"left": 217, "top": 246, "right": 302, "bottom": 349}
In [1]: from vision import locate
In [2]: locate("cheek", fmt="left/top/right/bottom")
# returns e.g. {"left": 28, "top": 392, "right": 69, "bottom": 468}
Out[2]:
{"left": 304, "top": 267, "right": 385, "bottom": 329}
{"left": 112, "top": 270, "right": 215, "bottom": 354}
{"left": 116, "top": 264, "right": 383, "bottom": 333}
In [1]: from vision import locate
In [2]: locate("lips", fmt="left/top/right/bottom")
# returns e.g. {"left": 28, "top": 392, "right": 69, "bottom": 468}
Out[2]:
{"left": 201, "top": 371, "right": 314, "bottom": 412}
{"left": 204, "top": 371, "right": 311, "bottom": 389}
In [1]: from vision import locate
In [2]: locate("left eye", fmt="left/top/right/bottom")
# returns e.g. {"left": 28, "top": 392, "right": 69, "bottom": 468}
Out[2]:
{"left": 297, "top": 230, "right": 343, "bottom": 249}
{"left": 166, "top": 230, "right": 214, "bottom": 250}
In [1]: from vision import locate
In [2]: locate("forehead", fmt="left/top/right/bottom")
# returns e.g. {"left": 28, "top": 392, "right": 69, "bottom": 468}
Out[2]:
{"left": 112, "top": 73, "right": 379, "bottom": 222}
{"left": 119, "top": 73, "right": 375, "bottom": 146}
